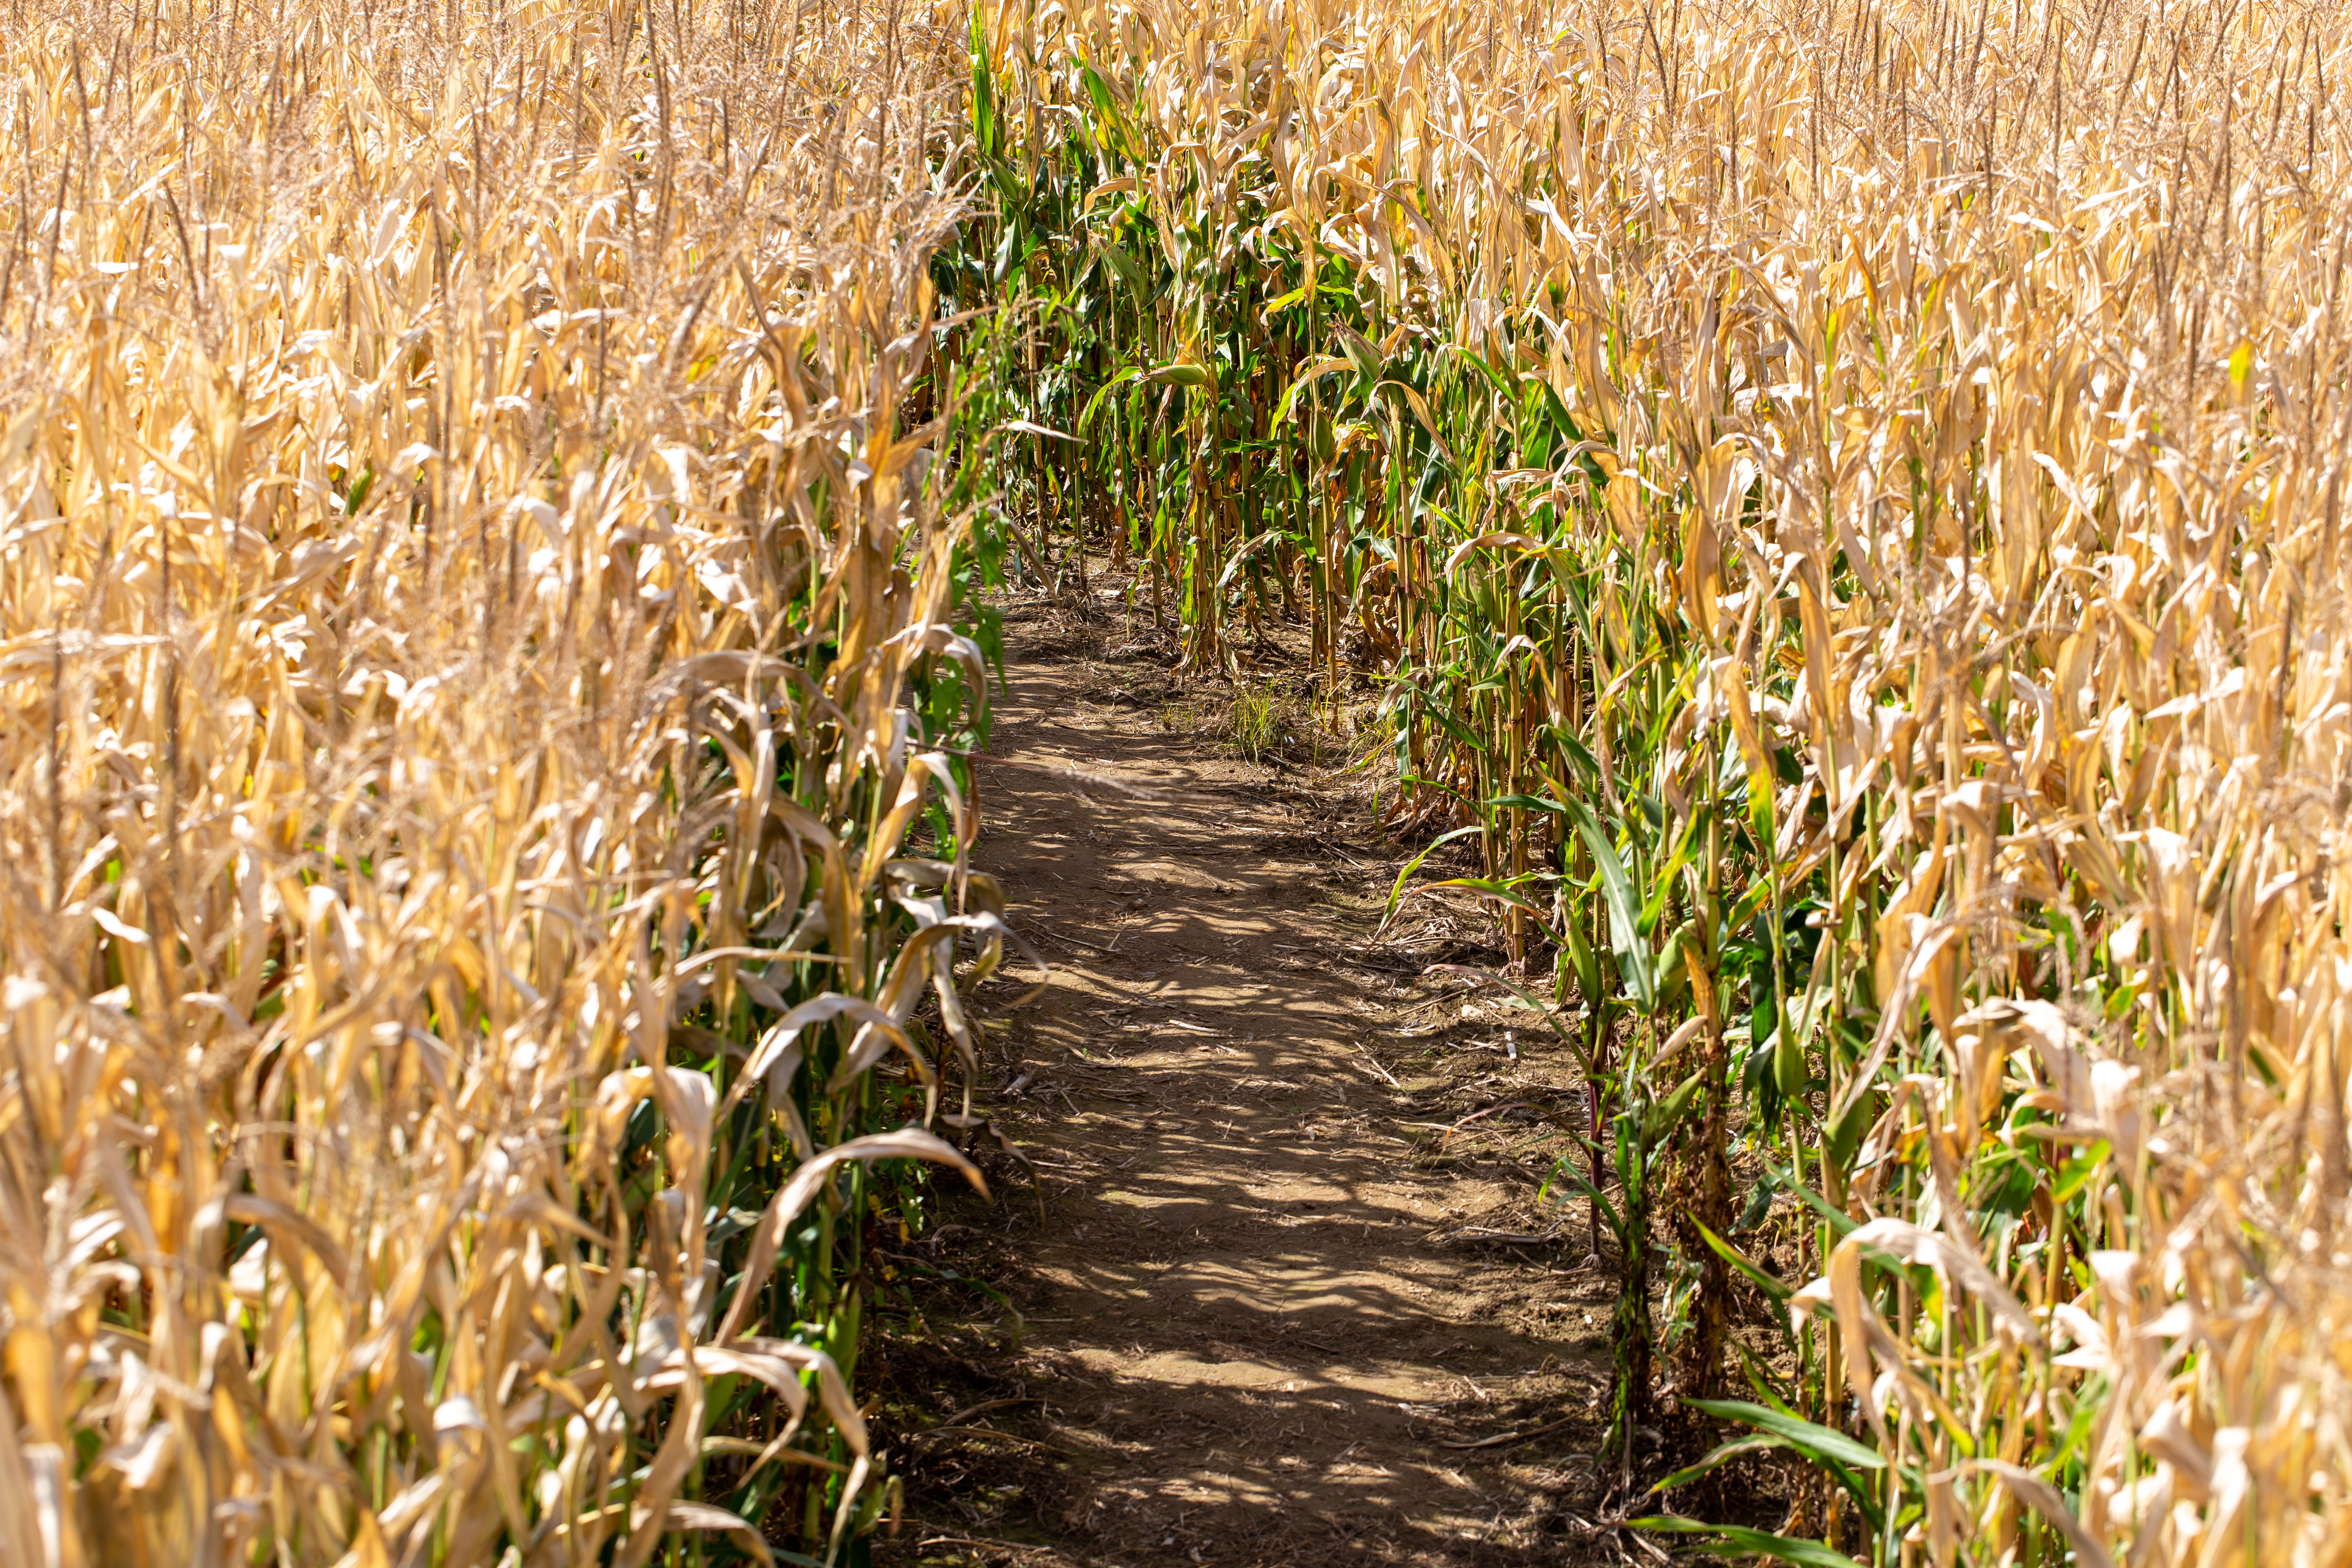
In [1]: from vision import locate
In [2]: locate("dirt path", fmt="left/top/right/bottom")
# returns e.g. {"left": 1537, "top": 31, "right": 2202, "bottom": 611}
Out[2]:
{"left": 876, "top": 599, "right": 1623, "bottom": 1567}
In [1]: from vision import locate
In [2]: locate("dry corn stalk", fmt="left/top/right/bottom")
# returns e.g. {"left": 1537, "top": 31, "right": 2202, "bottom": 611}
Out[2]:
{"left": 0, "top": 0, "right": 997, "bottom": 1562}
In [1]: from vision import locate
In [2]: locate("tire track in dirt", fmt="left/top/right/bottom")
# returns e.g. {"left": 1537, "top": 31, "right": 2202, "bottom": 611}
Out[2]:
{"left": 879, "top": 601, "right": 1625, "bottom": 1567}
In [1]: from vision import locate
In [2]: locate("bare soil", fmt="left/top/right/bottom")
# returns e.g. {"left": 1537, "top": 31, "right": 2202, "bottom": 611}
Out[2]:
{"left": 870, "top": 592, "right": 1638, "bottom": 1568}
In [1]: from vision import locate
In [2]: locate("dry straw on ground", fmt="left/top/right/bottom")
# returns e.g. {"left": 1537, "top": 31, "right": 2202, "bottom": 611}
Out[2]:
{"left": 0, "top": 0, "right": 998, "bottom": 1562}
{"left": 964, "top": 0, "right": 2352, "bottom": 1560}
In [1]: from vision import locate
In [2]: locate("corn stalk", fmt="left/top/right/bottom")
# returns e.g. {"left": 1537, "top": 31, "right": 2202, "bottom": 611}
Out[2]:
{"left": 958, "top": 0, "right": 2352, "bottom": 1561}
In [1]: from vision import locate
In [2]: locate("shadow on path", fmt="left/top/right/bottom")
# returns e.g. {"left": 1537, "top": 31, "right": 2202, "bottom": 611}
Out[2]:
{"left": 879, "top": 605, "right": 1624, "bottom": 1568}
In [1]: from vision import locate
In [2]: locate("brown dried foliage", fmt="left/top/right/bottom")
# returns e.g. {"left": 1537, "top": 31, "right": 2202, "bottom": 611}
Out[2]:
{"left": 0, "top": 0, "right": 997, "bottom": 1562}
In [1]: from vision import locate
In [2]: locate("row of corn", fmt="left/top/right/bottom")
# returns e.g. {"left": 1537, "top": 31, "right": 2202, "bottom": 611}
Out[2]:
{"left": 950, "top": 0, "right": 2352, "bottom": 1561}
{"left": 0, "top": 0, "right": 1013, "bottom": 1562}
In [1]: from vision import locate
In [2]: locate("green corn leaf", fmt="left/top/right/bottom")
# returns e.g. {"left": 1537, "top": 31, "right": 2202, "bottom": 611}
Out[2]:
{"left": 1761, "top": 1155, "right": 1862, "bottom": 1239}
{"left": 1544, "top": 734, "right": 1601, "bottom": 790}
{"left": 1726, "top": 873, "right": 1775, "bottom": 933}
{"left": 1649, "top": 1434, "right": 1780, "bottom": 1494}
{"left": 1257, "top": 282, "right": 1311, "bottom": 318}
{"left": 1093, "top": 239, "right": 1149, "bottom": 298}
{"left": 2052, "top": 1140, "right": 2111, "bottom": 1203}
{"left": 1415, "top": 877, "right": 1544, "bottom": 916}
{"left": 1274, "top": 355, "right": 1354, "bottom": 423}
{"left": 1078, "top": 365, "right": 1144, "bottom": 431}
{"left": 1734, "top": 1341, "right": 1799, "bottom": 1412}
{"left": 1641, "top": 1066, "right": 1705, "bottom": 1149}
{"left": 1563, "top": 913, "right": 1604, "bottom": 1008}
{"left": 990, "top": 220, "right": 1025, "bottom": 285}
{"left": 1630, "top": 1518, "right": 1865, "bottom": 1568}
{"left": 1825, "top": 1085, "right": 1875, "bottom": 1174}
{"left": 1439, "top": 340, "right": 1516, "bottom": 394}
{"left": 1563, "top": 796, "right": 1654, "bottom": 1009}
{"left": 1693, "top": 1219, "right": 1791, "bottom": 1303}
{"left": 1076, "top": 63, "right": 1138, "bottom": 159}
{"left": 1545, "top": 1160, "right": 1626, "bottom": 1242}
{"left": 968, "top": 18, "right": 999, "bottom": 161}
{"left": 1680, "top": 1400, "right": 1890, "bottom": 1533}
{"left": 1381, "top": 824, "right": 1483, "bottom": 916}
{"left": 1681, "top": 1399, "right": 1886, "bottom": 1473}
{"left": 1482, "top": 792, "right": 1565, "bottom": 815}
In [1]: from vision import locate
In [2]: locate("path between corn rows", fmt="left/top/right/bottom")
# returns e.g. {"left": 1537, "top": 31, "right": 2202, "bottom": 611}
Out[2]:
{"left": 876, "top": 599, "right": 1627, "bottom": 1568}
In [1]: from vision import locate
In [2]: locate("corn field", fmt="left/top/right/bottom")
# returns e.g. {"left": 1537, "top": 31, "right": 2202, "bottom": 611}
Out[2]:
{"left": 3, "top": 0, "right": 2349, "bottom": 1559}
{"left": 946, "top": 0, "right": 2352, "bottom": 1563}
{"left": 0, "top": 0, "right": 1007, "bottom": 1561}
